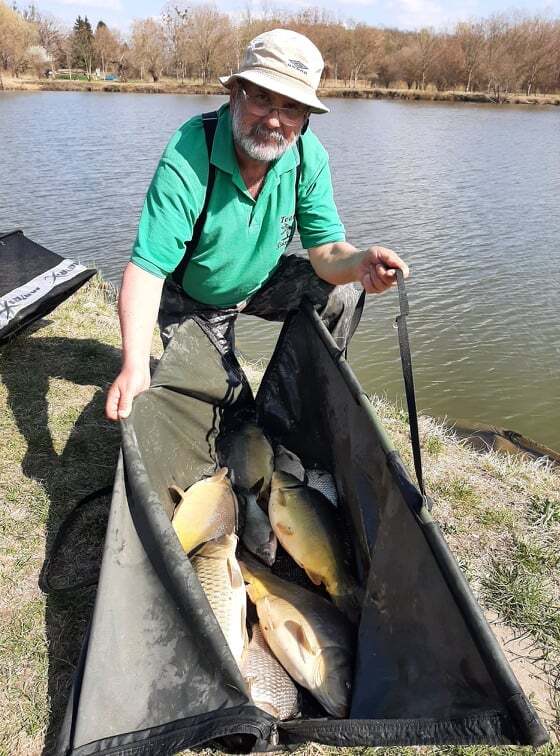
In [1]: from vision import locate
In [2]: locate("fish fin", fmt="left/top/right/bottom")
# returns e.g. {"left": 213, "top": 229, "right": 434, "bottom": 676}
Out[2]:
{"left": 304, "top": 568, "right": 323, "bottom": 586}
{"left": 232, "top": 489, "right": 239, "bottom": 533}
{"left": 332, "top": 585, "right": 363, "bottom": 624}
{"left": 168, "top": 485, "right": 184, "bottom": 506}
{"left": 227, "top": 557, "right": 243, "bottom": 590}
{"left": 214, "top": 467, "right": 229, "bottom": 482}
{"left": 241, "top": 613, "right": 248, "bottom": 659}
{"left": 259, "top": 597, "right": 276, "bottom": 632}
{"left": 244, "top": 676, "right": 254, "bottom": 698}
{"left": 250, "top": 478, "right": 264, "bottom": 496}
{"left": 284, "top": 619, "right": 318, "bottom": 659}
{"left": 275, "top": 522, "right": 294, "bottom": 537}
{"left": 257, "top": 531, "right": 277, "bottom": 567}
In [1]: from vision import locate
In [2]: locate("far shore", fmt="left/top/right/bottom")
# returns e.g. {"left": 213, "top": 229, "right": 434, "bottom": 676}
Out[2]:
{"left": 2, "top": 75, "right": 560, "bottom": 107}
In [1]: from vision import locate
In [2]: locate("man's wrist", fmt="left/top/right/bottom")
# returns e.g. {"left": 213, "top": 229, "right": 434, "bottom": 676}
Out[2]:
{"left": 121, "top": 355, "right": 150, "bottom": 373}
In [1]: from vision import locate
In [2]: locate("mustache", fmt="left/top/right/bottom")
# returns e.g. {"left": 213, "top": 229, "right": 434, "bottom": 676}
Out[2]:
{"left": 251, "top": 124, "right": 286, "bottom": 144}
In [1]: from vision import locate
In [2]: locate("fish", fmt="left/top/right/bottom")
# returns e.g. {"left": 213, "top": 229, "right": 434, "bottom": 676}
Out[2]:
{"left": 274, "top": 444, "right": 305, "bottom": 481}
{"left": 191, "top": 534, "right": 247, "bottom": 667}
{"left": 269, "top": 471, "right": 359, "bottom": 622}
{"left": 240, "top": 557, "right": 353, "bottom": 718}
{"left": 275, "top": 446, "right": 338, "bottom": 507}
{"left": 217, "top": 422, "right": 274, "bottom": 500}
{"left": 241, "top": 488, "right": 277, "bottom": 566}
{"left": 306, "top": 469, "right": 338, "bottom": 507}
{"left": 170, "top": 468, "right": 237, "bottom": 556}
{"left": 241, "top": 623, "right": 299, "bottom": 720}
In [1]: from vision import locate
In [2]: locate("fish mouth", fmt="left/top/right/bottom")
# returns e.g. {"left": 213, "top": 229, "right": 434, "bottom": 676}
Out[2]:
{"left": 314, "top": 650, "right": 352, "bottom": 718}
{"left": 273, "top": 471, "right": 304, "bottom": 490}
{"left": 257, "top": 546, "right": 276, "bottom": 566}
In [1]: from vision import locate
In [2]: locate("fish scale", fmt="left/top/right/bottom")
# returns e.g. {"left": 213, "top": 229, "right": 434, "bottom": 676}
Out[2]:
{"left": 241, "top": 624, "right": 299, "bottom": 720}
{"left": 240, "top": 556, "right": 354, "bottom": 718}
{"left": 269, "top": 471, "right": 360, "bottom": 622}
{"left": 191, "top": 534, "right": 247, "bottom": 667}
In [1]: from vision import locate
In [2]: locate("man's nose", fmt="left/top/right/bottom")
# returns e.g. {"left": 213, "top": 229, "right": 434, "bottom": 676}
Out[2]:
{"left": 263, "top": 108, "right": 281, "bottom": 128}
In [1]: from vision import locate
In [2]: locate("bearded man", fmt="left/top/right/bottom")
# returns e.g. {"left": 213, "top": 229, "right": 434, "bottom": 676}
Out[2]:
{"left": 106, "top": 28, "right": 408, "bottom": 421}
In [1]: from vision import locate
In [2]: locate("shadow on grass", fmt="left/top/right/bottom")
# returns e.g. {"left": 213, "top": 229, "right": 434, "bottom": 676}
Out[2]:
{"left": 1, "top": 332, "right": 121, "bottom": 755}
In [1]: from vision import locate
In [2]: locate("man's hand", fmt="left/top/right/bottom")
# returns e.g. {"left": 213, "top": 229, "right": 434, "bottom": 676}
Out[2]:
{"left": 356, "top": 245, "right": 409, "bottom": 294}
{"left": 105, "top": 364, "right": 151, "bottom": 421}
{"left": 105, "top": 262, "right": 164, "bottom": 422}
{"left": 308, "top": 241, "right": 409, "bottom": 291}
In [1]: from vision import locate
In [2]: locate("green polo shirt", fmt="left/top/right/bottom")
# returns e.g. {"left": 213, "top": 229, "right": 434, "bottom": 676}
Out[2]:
{"left": 131, "top": 103, "right": 345, "bottom": 307}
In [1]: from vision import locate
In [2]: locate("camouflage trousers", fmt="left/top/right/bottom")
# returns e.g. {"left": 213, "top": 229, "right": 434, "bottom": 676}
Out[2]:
{"left": 159, "top": 255, "right": 364, "bottom": 356}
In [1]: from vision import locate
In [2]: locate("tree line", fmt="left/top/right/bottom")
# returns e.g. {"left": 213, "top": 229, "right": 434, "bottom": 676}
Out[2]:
{"left": 1, "top": 1, "right": 559, "bottom": 97}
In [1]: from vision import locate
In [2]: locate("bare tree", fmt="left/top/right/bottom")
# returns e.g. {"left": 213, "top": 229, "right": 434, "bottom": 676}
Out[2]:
{"left": 391, "top": 44, "right": 419, "bottom": 89}
{"left": 316, "top": 22, "right": 347, "bottom": 84}
{"left": 481, "top": 15, "right": 519, "bottom": 101}
{"left": 415, "top": 27, "right": 441, "bottom": 90}
{"left": 431, "top": 34, "right": 463, "bottom": 91}
{"left": 0, "top": 2, "right": 38, "bottom": 76}
{"left": 455, "top": 20, "right": 485, "bottom": 91}
{"left": 187, "top": 4, "right": 232, "bottom": 84}
{"left": 94, "top": 21, "right": 121, "bottom": 77}
{"left": 338, "top": 23, "right": 382, "bottom": 86}
{"left": 30, "top": 10, "right": 64, "bottom": 70}
{"left": 516, "top": 17, "right": 556, "bottom": 95}
{"left": 161, "top": 3, "right": 190, "bottom": 81}
{"left": 374, "top": 29, "right": 404, "bottom": 88}
{"left": 130, "top": 18, "right": 168, "bottom": 82}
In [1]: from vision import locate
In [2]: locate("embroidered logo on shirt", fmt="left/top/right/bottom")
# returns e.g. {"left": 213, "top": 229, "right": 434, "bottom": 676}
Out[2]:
{"left": 278, "top": 214, "right": 295, "bottom": 250}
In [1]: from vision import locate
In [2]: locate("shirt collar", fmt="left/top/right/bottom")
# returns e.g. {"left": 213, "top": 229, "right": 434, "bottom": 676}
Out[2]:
{"left": 210, "top": 103, "right": 299, "bottom": 178}
{"left": 210, "top": 104, "right": 237, "bottom": 175}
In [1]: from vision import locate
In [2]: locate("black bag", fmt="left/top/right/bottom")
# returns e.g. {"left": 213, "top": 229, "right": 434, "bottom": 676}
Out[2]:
{"left": 55, "top": 303, "right": 548, "bottom": 755}
{"left": 0, "top": 230, "right": 95, "bottom": 343}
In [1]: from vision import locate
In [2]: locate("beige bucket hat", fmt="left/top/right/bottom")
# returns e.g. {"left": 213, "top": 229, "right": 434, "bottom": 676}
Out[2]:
{"left": 219, "top": 28, "right": 329, "bottom": 114}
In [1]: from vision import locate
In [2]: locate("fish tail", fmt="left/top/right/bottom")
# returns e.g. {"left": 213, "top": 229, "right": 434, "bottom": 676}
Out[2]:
{"left": 239, "top": 558, "right": 270, "bottom": 602}
{"left": 331, "top": 584, "right": 362, "bottom": 624}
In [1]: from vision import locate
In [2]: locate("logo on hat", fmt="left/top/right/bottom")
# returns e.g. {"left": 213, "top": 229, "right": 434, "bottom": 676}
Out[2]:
{"left": 288, "top": 59, "right": 308, "bottom": 74}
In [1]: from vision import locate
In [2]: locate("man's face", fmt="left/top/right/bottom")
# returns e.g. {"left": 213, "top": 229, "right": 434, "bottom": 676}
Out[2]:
{"left": 230, "top": 80, "right": 308, "bottom": 163}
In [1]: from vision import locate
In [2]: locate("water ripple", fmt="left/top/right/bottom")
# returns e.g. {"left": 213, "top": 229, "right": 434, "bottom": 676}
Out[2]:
{"left": 2, "top": 92, "right": 559, "bottom": 447}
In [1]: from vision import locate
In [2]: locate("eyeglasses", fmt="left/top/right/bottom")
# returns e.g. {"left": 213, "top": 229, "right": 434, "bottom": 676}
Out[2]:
{"left": 239, "top": 85, "right": 308, "bottom": 126}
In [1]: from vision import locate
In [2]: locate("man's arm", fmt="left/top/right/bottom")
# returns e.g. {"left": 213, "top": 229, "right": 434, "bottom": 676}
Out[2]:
{"left": 308, "top": 242, "right": 409, "bottom": 293}
{"left": 105, "top": 262, "right": 164, "bottom": 421}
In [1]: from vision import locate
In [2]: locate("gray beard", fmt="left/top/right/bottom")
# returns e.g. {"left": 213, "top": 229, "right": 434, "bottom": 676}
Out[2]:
{"left": 230, "top": 96, "right": 298, "bottom": 163}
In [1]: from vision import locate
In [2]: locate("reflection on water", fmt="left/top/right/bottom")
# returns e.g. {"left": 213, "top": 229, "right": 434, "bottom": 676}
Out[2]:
{"left": 1, "top": 92, "right": 559, "bottom": 448}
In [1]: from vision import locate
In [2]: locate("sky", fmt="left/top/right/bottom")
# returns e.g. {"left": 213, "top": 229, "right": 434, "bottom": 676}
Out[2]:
{"left": 32, "top": 0, "right": 560, "bottom": 35}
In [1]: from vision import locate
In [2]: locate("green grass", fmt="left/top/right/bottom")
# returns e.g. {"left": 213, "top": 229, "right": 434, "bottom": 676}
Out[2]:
{"left": 423, "top": 434, "right": 445, "bottom": 455}
{"left": 431, "top": 476, "right": 481, "bottom": 511}
{"left": 482, "top": 561, "right": 555, "bottom": 635}
{"left": 528, "top": 495, "right": 560, "bottom": 528}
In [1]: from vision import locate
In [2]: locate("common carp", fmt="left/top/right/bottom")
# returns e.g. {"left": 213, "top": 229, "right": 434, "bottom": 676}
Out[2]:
{"left": 269, "top": 471, "right": 359, "bottom": 621}
{"left": 217, "top": 422, "right": 274, "bottom": 499}
{"left": 306, "top": 469, "right": 338, "bottom": 507}
{"left": 242, "top": 490, "right": 277, "bottom": 566}
{"left": 191, "top": 534, "right": 247, "bottom": 667}
{"left": 171, "top": 468, "right": 237, "bottom": 556}
{"left": 241, "top": 623, "right": 299, "bottom": 720}
{"left": 274, "top": 445, "right": 305, "bottom": 481}
{"left": 275, "top": 446, "right": 338, "bottom": 506}
{"left": 240, "top": 557, "right": 353, "bottom": 718}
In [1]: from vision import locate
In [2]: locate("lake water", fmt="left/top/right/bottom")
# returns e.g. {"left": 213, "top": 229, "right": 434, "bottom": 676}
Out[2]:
{"left": 1, "top": 91, "right": 559, "bottom": 449}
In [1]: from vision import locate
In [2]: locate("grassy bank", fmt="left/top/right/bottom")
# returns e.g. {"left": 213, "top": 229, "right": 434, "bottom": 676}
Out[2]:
{"left": 2, "top": 76, "right": 560, "bottom": 107}
{"left": 0, "top": 278, "right": 559, "bottom": 755}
